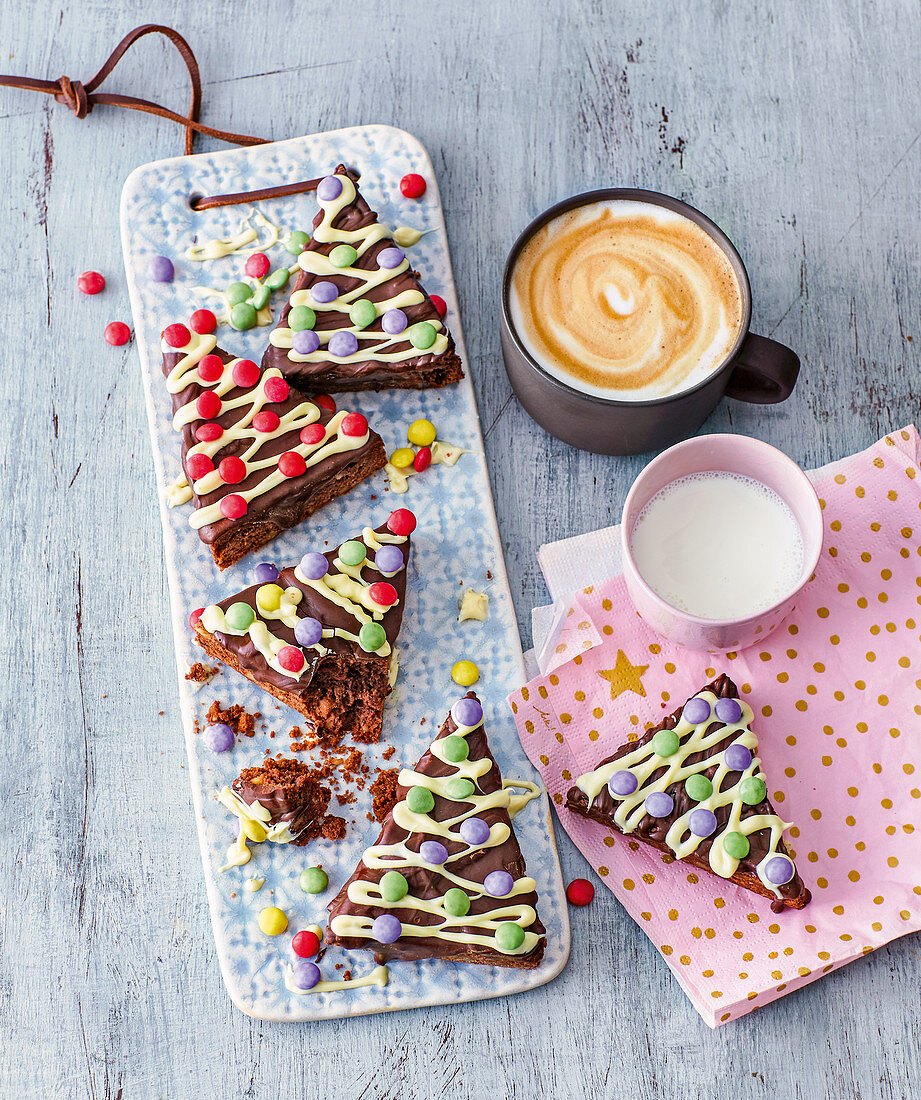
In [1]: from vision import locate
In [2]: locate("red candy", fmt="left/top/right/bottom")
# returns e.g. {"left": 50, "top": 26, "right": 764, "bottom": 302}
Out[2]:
{"left": 189, "top": 308, "right": 217, "bottom": 334}
{"left": 413, "top": 446, "right": 432, "bottom": 473}
{"left": 399, "top": 173, "right": 427, "bottom": 199}
{"left": 218, "top": 456, "right": 247, "bottom": 484}
{"left": 340, "top": 412, "right": 368, "bottom": 438}
{"left": 197, "top": 353, "right": 225, "bottom": 383}
{"left": 291, "top": 929, "right": 321, "bottom": 958}
{"left": 196, "top": 390, "right": 221, "bottom": 419}
{"left": 163, "top": 323, "right": 191, "bottom": 348}
{"left": 104, "top": 321, "right": 131, "bottom": 347}
{"left": 253, "top": 410, "right": 281, "bottom": 433}
{"left": 300, "top": 423, "right": 326, "bottom": 446}
{"left": 278, "top": 645, "right": 305, "bottom": 673}
{"left": 566, "top": 879, "right": 595, "bottom": 906}
{"left": 278, "top": 451, "right": 307, "bottom": 478}
{"left": 264, "top": 375, "right": 290, "bottom": 403}
{"left": 220, "top": 494, "right": 247, "bottom": 519}
{"left": 189, "top": 607, "right": 204, "bottom": 629}
{"left": 430, "top": 294, "right": 447, "bottom": 317}
{"left": 313, "top": 394, "right": 336, "bottom": 413}
{"left": 369, "top": 581, "right": 398, "bottom": 607}
{"left": 186, "top": 453, "right": 214, "bottom": 480}
{"left": 232, "top": 359, "right": 260, "bottom": 389}
{"left": 387, "top": 508, "right": 416, "bottom": 536}
{"left": 196, "top": 422, "right": 223, "bottom": 442}
{"left": 244, "top": 252, "right": 271, "bottom": 278}
{"left": 78, "top": 270, "right": 105, "bottom": 295}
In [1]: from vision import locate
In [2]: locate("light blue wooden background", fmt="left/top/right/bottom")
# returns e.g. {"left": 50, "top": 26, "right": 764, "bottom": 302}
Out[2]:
{"left": 2, "top": 1, "right": 918, "bottom": 1097}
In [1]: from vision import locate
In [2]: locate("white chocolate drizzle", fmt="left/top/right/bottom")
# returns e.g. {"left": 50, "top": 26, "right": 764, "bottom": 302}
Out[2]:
{"left": 285, "top": 963, "right": 389, "bottom": 995}
{"left": 184, "top": 212, "right": 280, "bottom": 261}
{"left": 384, "top": 440, "right": 469, "bottom": 493}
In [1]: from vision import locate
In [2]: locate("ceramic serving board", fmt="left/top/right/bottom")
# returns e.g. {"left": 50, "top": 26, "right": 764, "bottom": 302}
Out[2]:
{"left": 120, "top": 124, "right": 570, "bottom": 1021}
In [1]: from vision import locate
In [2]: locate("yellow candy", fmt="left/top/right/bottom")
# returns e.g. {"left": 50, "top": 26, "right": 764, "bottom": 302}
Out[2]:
{"left": 390, "top": 447, "right": 415, "bottom": 469}
{"left": 451, "top": 660, "right": 480, "bottom": 687}
{"left": 407, "top": 418, "right": 437, "bottom": 447}
{"left": 256, "top": 583, "right": 284, "bottom": 613}
{"left": 258, "top": 906, "right": 288, "bottom": 936}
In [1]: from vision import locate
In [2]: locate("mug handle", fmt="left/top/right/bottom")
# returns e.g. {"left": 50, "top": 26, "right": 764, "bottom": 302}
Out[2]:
{"left": 724, "top": 332, "right": 800, "bottom": 404}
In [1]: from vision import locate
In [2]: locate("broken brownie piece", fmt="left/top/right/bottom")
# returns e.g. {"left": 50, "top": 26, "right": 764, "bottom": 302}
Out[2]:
{"left": 218, "top": 756, "right": 341, "bottom": 846}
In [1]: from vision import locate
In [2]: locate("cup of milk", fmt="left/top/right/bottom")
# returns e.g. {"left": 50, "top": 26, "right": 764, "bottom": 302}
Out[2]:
{"left": 621, "top": 435, "right": 823, "bottom": 652}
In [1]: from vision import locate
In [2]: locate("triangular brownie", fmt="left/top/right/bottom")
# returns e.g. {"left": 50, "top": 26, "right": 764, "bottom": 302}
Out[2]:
{"left": 194, "top": 508, "right": 415, "bottom": 744}
{"left": 566, "top": 675, "right": 811, "bottom": 912}
{"left": 160, "top": 314, "right": 386, "bottom": 569}
{"left": 262, "top": 166, "right": 464, "bottom": 392}
{"left": 325, "top": 692, "right": 546, "bottom": 968}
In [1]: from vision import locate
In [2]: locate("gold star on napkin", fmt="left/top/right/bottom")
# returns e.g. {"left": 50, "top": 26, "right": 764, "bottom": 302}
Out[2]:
{"left": 598, "top": 650, "right": 649, "bottom": 700}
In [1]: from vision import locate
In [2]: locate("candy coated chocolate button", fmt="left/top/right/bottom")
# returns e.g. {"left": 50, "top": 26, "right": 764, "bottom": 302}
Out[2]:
{"left": 419, "top": 840, "right": 449, "bottom": 865}
{"left": 219, "top": 456, "right": 246, "bottom": 484}
{"left": 399, "top": 173, "right": 427, "bottom": 198}
{"left": 78, "top": 270, "right": 105, "bottom": 295}
{"left": 349, "top": 299, "right": 377, "bottom": 328}
{"left": 369, "top": 581, "right": 398, "bottom": 607}
{"left": 339, "top": 540, "right": 367, "bottom": 566}
{"left": 300, "top": 423, "right": 326, "bottom": 446}
{"left": 723, "top": 831, "right": 751, "bottom": 859}
{"left": 724, "top": 743, "right": 753, "bottom": 772}
{"left": 380, "top": 870, "right": 408, "bottom": 902}
{"left": 382, "top": 308, "right": 408, "bottom": 334}
{"left": 225, "top": 602, "right": 255, "bottom": 630}
{"left": 104, "top": 321, "right": 131, "bottom": 346}
{"left": 445, "top": 777, "right": 475, "bottom": 800}
{"left": 764, "top": 855, "right": 795, "bottom": 885}
{"left": 291, "top": 961, "right": 321, "bottom": 989}
{"left": 189, "top": 308, "right": 217, "bottom": 334}
{"left": 231, "top": 303, "right": 257, "bottom": 329}
{"left": 685, "top": 774, "right": 713, "bottom": 802}
{"left": 459, "top": 816, "right": 490, "bottom": 845}
{"left": 253, "top": 410, "right": 280, "bottom": 433}
{"left": 408, "top": 321, "right": 436, "bottom": 350}
{"left": 451, "top": 696, "right": 483, "bottom": 728}
{"left": 285, "top": 229, "right": 310, "bottom": 255}
{"left": 299, "top": 552, "right": 328, "bottom": 580}
{"left": 374, "top": 545, "right": 405, "bottom": 574}
{"left": 407, "top": 419, "right": 437, "bottom": 446}
{"left": 329, "top": 244, "right": 358, "bottom": 268}
{"left": 372, "top": 914, "right": 402, "bottom": 944}
{"left": 316, "top": 175, "right": 343, "bottom": 202}
{"left": 203, "top": 722, "right": 234, "bottom": 752}
{"left": 644, "top": 791, "right": 673, "bottom": 818}
{"left": 258, "top": 907, "right": 288, "bottom": 936}
{"left": 652, "top": 729, "right": 680, "bottom": 757}
{"left": 288, "top": 305, "right": 316, "bottom": 331}
{"left": 566, "top": 878, "right": 595, "bottom": 906}
{"left": 232, "top": 359, "right": 260, "bottom": 388}
{"left": 413, "top": 446, "right": 432, "bottom": 472}
{"left": 430, "top": 294, "right": 447, "bottom": 317}
{"left": 196, "top": 422, "right": 223, "bottom": 442}
{"left": 451, "top": 660, "right": 479, "bottom": 686}
{"left": 226, "top": 282, "right": 253, "bottom": 305}
{"left": 265, "top": 267, "right": 290, "bottom": 290}
{"left": 608, "top": 770, "right": 638, "bottom": 798}
{"left": 688, "top": 807, "right": 718, "bottom": 837}
{"left": 310, "top": 280, "right": 338, "bottom": 304}
{"left": 189, "top": 607, "right": 204, "bottom": 629}
{"left": 715, "top": 697, "right": 743, "bottom": 724}
{"left": 220, "top": 494, "right": 247, "bottom": 519}
{"left": 292, "top": 329, "right": 320, "bottom": 355}
{"left": 163, "top": 322, "right": 190, "bottom": 348}
{"left": 386, "top": 508, "right": 416, "bottom": 536}
{"left": 277, "top": 645, "right": 305, "bottom": 673}
{"left": 406, "top": 785, "right": 436, "bottom": 814}
{"left": 148, "top": 256, "right": 174, "bottom": 283}
{"left": 377, "top": 247, "right": 404, "bottom": 269}
{"left": 264, "top": 376, "right": 290, "bottom": 402}
{"left": 244, "top": 252, "right": 270, "bottom": 278}
{"left": 185, "top": 453, "right": 214, "bottom": 480}
{"left": 441, "top": 735, "right": 469, "bottom": 763}
{"left": 291, "top": 930, "right": 321, "bottom": 958}
{"left": 254, "top": 562, "right": 279, "bottom": 583}
{"left": 294, "top": 617, "right": 323, "bottom": 647}
{"left": 197, "top": 353, "right": 224, "bottom": 383}
{"left": 358, "top": 622, "right": 386, "bottom": 652}
{"left": 298, "top": 867, "right": 329, "bottom": 894}
{"left": 390, "top": 447, "right": 414, "bottom": 468}
{"left": 484, "top": 870, "right": 513, "bottom": 897}
{"left": 328, "top": 331, "right": 359, "bottom": 357}
{"left": 340, "top": 412, "right": 369, "bottom": 438}
{"left": 278, "top": 451, "right": 307, "bottom": 478}
{"left": 682, "top": 696, "right": 711, "bottom": 724}
{"left": 443, "top": 888, "right": 470, "bottom": 917}
{"left": 740, "top": 776, "right": 767, "bottom": 805}
{"left": 495, "top": 922, "right": 525, "bottom": 952}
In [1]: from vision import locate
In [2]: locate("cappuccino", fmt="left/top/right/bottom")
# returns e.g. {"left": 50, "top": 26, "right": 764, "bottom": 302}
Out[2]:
{"left": 509, "top": 200, "right": 745, "bottom": 401}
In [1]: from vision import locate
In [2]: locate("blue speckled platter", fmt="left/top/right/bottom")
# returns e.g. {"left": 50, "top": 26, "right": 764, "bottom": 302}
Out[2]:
{"left": 120, "top": 125, "right": 570, "bottom": 1021}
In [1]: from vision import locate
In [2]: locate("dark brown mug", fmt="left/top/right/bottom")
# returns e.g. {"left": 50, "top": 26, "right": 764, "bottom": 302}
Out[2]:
{"left": 500, "top": 188, "right": 800, "bottom": 456}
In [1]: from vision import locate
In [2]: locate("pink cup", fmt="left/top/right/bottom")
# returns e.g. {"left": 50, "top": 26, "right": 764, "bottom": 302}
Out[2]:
{"left": 620, "top": 434, "right": 823, "bottom": 652}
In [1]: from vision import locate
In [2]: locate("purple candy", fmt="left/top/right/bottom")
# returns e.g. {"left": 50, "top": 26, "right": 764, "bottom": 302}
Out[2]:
{"left": 460, "top": 816, "right": 491, "bottom": 846}
{"left": 451, "top": 696, "right": 483, "bottom": 729}
{"left": 316, "top": 175, "right": 343, "bottom": 202}
{"left": 724, "top": 743, "right": 753, "bottom": 772}
{"left": 374, "top": 544, "right": 405, "bottom": 575}
{"left": 715, "top": 697, "right": 743, "bottom": 724}
{"left": 371, "top": 913, "right": 402, "bottom": 944}
{"left": 377, "top": 247, "right": 404, "bottom": 270}
{"left": 644, "top": 791, "right": 674, "bottom": 818}
{"left": 254, "top": 562, "right": 279, "bottom": 584}
{"left": 608, "top": 770, "right": 638, "bottom": 798}
{"left": 763, "top": 855, "right": 795, "bottom": 886}
{"left": 291, "top": 960, "right": 321, "bottom": 990}
{"left": 328, "top": 331, "right": 359, "bottom": 358}
{"left": 294, "top": 616, "right": 323, "bottom": 647}
{"left": 203, "top": 722, "right": 234, "bottom": 753}
{"left": 292, "top": 329, "right": 320, "bottom": 355}
{"left": 381, "top": 308, "right": 408, "bottom": 335}
{"left": 148, "top": 254, "right": 174, "bottom": 283}
{"left": 688, "top": 807, "right": 718, "bottom": 837}
{"left": 484, "top": 870, "right": 514, "bottom": 897}
{"left": 682, "top": 696, "right": 712, "bottom": 725}
{"left": 310, "top": 280, "right": 338, "bottom": 304}
{"left": 419, "top": 840, "right": 449, "bottom": 865}
{"left": 299, "top": 551, "right": 328, "bottom": 580}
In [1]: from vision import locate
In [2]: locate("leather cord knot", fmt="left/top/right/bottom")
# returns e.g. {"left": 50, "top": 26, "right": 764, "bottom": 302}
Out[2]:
{"left": 54, "top": 76, "right": 90, "bottom": 119}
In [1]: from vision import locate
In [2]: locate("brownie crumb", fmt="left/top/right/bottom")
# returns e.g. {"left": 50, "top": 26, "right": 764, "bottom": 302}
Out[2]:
{"left": 208, "top": 700, "right": 260, "bottom": 736}
{"left": 186, "top": 662, "right": 219, "bottom": 683}
{"left": 322, "top": 815, "right": 347, "bottom": 841}
{"left": 382, "top": 745, "right": 396, "bottom": 760}
{"left": 343, "top": 970, "right": 352, "bottom": 981}
{"left": 370, "top": 768, "right": 399, "bottom": 822}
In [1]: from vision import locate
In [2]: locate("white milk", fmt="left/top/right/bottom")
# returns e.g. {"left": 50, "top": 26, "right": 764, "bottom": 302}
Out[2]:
{"left": 629, "top": 472, "right": 804, "bottom": 620}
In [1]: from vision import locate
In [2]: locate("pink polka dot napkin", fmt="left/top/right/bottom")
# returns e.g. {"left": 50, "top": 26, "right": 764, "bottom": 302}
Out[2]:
{"left": 509, "top": 426, "right": 921, "bottom": 1027}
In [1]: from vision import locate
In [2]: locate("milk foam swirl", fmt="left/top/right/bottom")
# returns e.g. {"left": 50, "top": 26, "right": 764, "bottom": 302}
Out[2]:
{"left": 510, "top": 201, "right": 745, "bottom": 400}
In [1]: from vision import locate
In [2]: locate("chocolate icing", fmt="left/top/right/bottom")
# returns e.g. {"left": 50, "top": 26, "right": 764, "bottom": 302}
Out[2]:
{"left": 232, "top": 760, "right": 330, "bottom": 838}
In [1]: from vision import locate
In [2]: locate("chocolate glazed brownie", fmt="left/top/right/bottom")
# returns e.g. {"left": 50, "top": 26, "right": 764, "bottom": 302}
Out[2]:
{"left": 263, "top": 166, "right": 464, "bottom": 393}
{"left": 566, "top": 675, "right": 810, "bottom": 912}
{"left": 326, "top": 693, "right": 546, "bottom": 968}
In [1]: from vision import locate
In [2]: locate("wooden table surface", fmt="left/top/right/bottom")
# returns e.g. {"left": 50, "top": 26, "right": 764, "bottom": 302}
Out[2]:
{"left": 3, "top": 1, "right": 919, "bottom": 1096}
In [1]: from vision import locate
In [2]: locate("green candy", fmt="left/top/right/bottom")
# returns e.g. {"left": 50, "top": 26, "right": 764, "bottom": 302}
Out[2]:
{"left": 288, "top": 305, "right": 317, "bottom": 331}
{"left": 349, "top": 298, "right": 377, "bottom": 329}
{"left": 443, "top": 888, "right": 471, "bottom": 917}
{"left": 495, "top": 921, "right": 525, "bottom": 953}
{"left": 339, "top": 540, "right": 367, "bottom": 566}
{"left": 329, "top": 243, "right": 358, "bottom": 268}
{"left": 740, "top": 776, "right": 767, "bottom": 805}
{"left": 685, "top": 773, "right": 713, "bottom": 802}
{"left": 408, "top": 321, "right": 437, "bottom": 350}
{"left": 226, "top": 281, "right": 253, "bottom": 305}
{"left": 380, "top": 870, "right": 408, "bottom": 903}
{"left": 723, "top": 831, "right": 751, "bottom": 859}
{"left": 265, "top": 267, "right": 290, "bottom": 291}
{"left": 406, "top": 785, "right": 435, "bottom": 814}
{"left": 225, "top": 601, "right": 256, "bottom": 631}
{"left": 358, "top": 621, "right": 386, "bottom": 652}
{"left": 251, "top": 284, "right": 270, "bottom": 311}
{"left": 651, "top": 729, "right": 680, "bottom": 757}
{"left": 445, "top": 777, "right": 475, "bottom": 800}
{"left": 285, "top": 229, "right": 310, "bottom": 255}
{"left": 230, "top": 302, "right": 258, "bottom": 330}
{"left": 442, "top": 735, "right": 469, "bottom": 763}
{"left": 299, "top": 866, "right": 328, "bottom": 894}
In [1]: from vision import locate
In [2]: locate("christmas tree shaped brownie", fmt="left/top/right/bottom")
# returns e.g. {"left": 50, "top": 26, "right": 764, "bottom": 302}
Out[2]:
{"left": 325, "top": 693, "right": 546, "bottom": 968}
{"left": 566, "top": 675, "right": 811, "bottom": 912}
{"left": 161, "top": 311, "right": 386, "bottom": 570}
{"left": 193, "top": 508, "right": 416, "bottom": 744}
{"left": 262, "top": 166, "right": 464, "bottom": 392}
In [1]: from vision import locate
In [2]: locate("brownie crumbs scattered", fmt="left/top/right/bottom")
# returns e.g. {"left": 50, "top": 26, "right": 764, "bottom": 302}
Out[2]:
{"left": 486, "top": 570, "right": 493, "bottom": 579}
{"left": 236, "top": 757, "right": 347, "bottom": 844}
{"left": 208, "top": 700, "right": 260, "bottom": 736}
{"left": 186, "top": 662, "right": 219, "bottom": 683}
{"left": 382, "top": 745, "right": 396, "bottom": 761}
{"left": 322, "top": 816, "right": 347, "bottom": 840}
{"left": 370, "top": 768, "right": 399, "bottom": 822}
{"left": 337, "top": 790, "right": 357, "bottom": 807}
{"left": 343, "top": 969, "right": 352, "bottom": 981}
